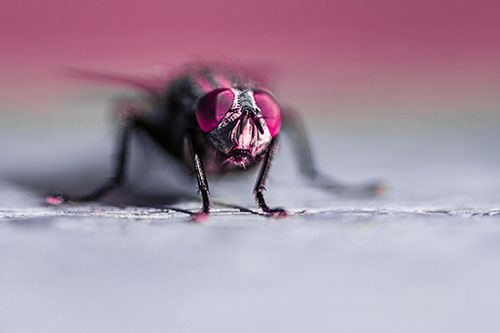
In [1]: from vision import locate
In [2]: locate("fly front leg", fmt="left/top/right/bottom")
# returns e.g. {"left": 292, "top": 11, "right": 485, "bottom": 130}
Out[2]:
{"left": 47, "top": 116, "right": 137, "bottom": 204}
{"left": 187, "top": 133, "right": 211, "bottom": 221}
{"left": 254, "top": 136, "right": 288, "bottom": 218}
{"left": 47, "top": 100, "right": 158, "bottom": 205}
{"left": 281, "top": 108, "right": 385, "bottom": 196}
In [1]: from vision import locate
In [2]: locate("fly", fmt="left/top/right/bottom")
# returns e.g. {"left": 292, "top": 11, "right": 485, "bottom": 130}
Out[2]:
{"left": 48, "top": 64, "right": 384, "bottom": 220}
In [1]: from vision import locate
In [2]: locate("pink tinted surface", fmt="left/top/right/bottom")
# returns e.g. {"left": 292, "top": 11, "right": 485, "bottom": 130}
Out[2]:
{"left": 1, "top": 0, "right": 500, "bottom": 112}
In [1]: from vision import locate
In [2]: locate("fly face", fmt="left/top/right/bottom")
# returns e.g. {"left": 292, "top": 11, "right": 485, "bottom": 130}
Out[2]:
{"left": 195, "top": 88, "right": 282, "bottom": 168}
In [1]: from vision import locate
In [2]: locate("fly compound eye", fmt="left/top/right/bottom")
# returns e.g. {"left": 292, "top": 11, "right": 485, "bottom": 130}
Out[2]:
{"left": 254, "top": 91, "right": 282, "bottom": 137}
{"left": 195, "top": 88, "right": 235, "bottom": 132}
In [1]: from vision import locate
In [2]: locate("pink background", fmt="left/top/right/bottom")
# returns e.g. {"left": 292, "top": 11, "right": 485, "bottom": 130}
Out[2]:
{"left": 1, "top": 0, "right": 500, "bottom": 113}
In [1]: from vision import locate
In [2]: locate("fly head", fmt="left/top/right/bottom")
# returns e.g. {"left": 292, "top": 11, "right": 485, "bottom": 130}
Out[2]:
{"left": 195, "top": 88, "right": 282, "bottom": 168}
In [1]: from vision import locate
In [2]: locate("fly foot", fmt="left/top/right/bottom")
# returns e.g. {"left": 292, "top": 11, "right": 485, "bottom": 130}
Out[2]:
{"left": 265, "top": 208, "right": 289, "bottom": 219}
{"left": 46, "top": 194, "right": 69, "bottom": 205}
{"left": 192, "top": 211, "right": 209, "bottom": 223}
{"left": 364, "top": 181, "right": 388, "bottom": 196}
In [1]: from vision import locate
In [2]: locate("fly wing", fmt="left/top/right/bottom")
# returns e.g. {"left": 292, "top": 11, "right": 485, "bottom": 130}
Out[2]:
{"left": 65, "top": 68, "right": 165, "bottom": 96}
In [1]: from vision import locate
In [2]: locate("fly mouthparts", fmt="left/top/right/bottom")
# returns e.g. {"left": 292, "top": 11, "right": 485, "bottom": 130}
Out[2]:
{"left": 231, "top": 149, "right": 251, "bottom": 158}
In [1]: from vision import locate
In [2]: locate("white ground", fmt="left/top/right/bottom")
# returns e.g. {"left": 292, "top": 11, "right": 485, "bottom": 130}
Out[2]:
{"left": 1, "top": 107, "right": 500, "bottom": 332}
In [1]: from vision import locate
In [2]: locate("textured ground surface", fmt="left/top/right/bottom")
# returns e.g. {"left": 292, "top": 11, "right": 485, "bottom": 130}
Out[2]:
{"left": 1, "top": 109, "right": 500, "bottom": 332}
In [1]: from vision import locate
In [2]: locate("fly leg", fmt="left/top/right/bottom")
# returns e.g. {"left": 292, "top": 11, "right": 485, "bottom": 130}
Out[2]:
{"left": 187, "top": 133, "right": 211, "bottom": 221}
{"left": 282, "top": 108, "right": 385, "bottom": 196}
{"left": 254, "top": 136, "right": 288, "bottom": 218}
{"left": 47, "top": 98, "right": 153, "bottom": 204}
{"left": 47, "top": 117, "right": 137, "bottom": 204}
{"left": 80, "top": 122, "right": 131, "bottom": 201}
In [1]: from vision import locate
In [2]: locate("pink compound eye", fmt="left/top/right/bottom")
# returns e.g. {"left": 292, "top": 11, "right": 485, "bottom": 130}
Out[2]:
{"left": 254, "top": 91, "right": 282, "bottom": 137}
{"left": 195, "top": 89, "right": 235, "bottom": 132}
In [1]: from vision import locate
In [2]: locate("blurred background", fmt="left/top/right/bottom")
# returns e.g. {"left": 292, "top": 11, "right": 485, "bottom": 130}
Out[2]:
{"left": 1, "top": 0, "right": 500, "bottom": 196}
{"left": 2, "top": 0, "right": 500, "bottom": 115}
{"left": 2, "top": 1, "right": 500, "bottom": 332}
